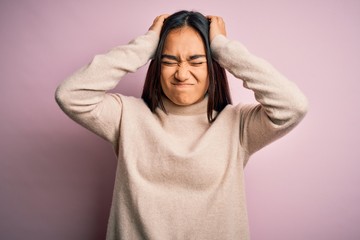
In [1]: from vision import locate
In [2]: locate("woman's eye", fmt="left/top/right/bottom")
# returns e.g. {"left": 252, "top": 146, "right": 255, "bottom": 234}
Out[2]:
{"left": 162, "top": 61, "right": 178, "bottom": 66}
{"left": 190, "top": 62, "right": 205, "bottom": 66}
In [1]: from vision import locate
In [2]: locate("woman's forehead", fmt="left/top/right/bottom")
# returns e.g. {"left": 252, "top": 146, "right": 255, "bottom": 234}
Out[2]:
{"left": 163, "top": 27, "right": 206, "bottom": 55}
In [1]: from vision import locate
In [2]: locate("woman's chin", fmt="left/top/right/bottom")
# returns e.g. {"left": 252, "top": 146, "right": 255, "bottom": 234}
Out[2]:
{"left": 171, "top": 97, "right": 203, "bottom": 106}
{"left": 173, "top": 100, "right": 193, "bottom": 106}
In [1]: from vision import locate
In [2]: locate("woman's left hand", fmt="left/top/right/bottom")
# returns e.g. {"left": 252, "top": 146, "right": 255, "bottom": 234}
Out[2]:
{"left": 207, "top": 15, "right": 227, "bottom": 43}
{"left": 149, "top": 14, "right": 170, "bottom": 37}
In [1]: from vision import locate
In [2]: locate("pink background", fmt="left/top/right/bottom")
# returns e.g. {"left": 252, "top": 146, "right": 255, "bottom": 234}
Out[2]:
{"left": 1, "top": 0, "right": 359, "bottom": 239}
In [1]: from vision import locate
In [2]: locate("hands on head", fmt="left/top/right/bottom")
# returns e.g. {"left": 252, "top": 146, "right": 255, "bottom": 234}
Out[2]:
{"left": 206, "top": 15, "right": 227, "bottom": 42}
{"left": 149, "top": 14, "right": 170, "bottom": 35}
{"left": 149, "top": 13, "right": 227, "bottom": 43}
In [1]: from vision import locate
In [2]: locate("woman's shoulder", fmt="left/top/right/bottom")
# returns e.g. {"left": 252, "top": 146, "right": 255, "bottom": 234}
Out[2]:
{"left": 114, "top": 94, "right": 147, "bottom": 106}
{"left": 113, "top": 94, "right": 153, "bottom": 114}
{"left": 220, "top": 102, "right": 260, "bottom": 118}
{"left": 222, "top": 102, "right": 255, "bottom": 111}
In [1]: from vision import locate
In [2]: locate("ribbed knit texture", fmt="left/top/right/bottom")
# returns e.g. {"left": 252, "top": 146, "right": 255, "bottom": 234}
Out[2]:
{"left": 55, "top": 30, "right": 308, "bottom": 239}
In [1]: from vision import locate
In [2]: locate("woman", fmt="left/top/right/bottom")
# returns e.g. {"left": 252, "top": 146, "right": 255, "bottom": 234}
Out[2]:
{"left": 56, "top": 10, "right": 307, "bottom": 240}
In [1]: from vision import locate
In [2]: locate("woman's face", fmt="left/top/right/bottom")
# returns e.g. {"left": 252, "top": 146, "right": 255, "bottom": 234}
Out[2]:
{"left": 160, "top": 26, "right": 209, "bottom": 106}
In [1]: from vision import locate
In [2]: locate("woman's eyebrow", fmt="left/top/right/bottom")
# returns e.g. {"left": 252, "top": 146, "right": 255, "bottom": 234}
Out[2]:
{"left": 188, "top": 55, "right": 206, "bottom": 61}
{"left": 161, "top": 54, "right": 206, "bottom": 61}
{"left": 161, "top": 54, "right": 179, "bottom": 61}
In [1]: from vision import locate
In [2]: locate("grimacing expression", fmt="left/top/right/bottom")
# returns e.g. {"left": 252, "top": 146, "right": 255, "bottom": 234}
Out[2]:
{"left": 160, "top": 26, "right": 209, "bottom": 106}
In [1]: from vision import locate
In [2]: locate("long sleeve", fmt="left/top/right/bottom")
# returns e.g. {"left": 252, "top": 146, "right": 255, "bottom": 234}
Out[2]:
{"left": 211, "top": 35, "right": 308, "bottom": 155}
{"left": 55, "top": 31, "right": 159, "bottom": 145}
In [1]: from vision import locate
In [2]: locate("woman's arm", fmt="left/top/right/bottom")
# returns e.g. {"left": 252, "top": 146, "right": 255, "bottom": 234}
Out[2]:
{"left": 209, "top": 16, "right": 308, "bottom": 155}
{"left": 55, "top": 30, "right": 160, "bottom": 144}
{"left": 56, "top": 15, "right": 168, "bottom": 145}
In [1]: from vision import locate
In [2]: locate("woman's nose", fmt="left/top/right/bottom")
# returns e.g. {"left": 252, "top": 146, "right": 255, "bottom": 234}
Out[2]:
{"left": 175, "top": 63, "right": 190, "bottom": 81}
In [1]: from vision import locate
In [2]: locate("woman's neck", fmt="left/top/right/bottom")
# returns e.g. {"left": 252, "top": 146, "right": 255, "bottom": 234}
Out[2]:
{"left": 161, "top": 95, "right": 208, "bottom": 115}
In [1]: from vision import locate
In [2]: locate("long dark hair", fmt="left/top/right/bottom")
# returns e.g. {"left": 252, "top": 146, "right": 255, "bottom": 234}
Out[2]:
{"left": 141, "top": 10, "right": 232, "bottom": 123}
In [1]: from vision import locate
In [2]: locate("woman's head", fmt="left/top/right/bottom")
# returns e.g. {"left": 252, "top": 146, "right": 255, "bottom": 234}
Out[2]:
{"left": 142, "top": 10, "right": 232, "bottom": 122}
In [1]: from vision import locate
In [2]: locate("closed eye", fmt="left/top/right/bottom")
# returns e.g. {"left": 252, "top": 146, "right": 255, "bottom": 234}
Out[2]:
{"left": 161, "top": 61, "right": 178, "bottom": 66}
{"left": 190, "top": 62, "right": 206, "bottom": 67}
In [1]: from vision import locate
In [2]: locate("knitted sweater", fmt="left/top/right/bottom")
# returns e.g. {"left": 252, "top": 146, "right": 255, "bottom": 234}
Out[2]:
{"left": 55, "top": 30, "right": 308, "bottom": 239}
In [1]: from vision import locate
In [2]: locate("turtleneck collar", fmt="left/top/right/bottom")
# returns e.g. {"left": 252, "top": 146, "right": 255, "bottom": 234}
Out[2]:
{"left": 160, "top": 95, "right": 209, "bottom": 115}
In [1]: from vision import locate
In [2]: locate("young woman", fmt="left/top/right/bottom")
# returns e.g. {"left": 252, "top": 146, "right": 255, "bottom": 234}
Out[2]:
{"left": 56, "top": 10, "right": 308, "bottom": 240}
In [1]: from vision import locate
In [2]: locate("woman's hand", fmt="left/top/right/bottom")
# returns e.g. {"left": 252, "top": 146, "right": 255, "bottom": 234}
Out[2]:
{"left": 149, "top": 14, "right": 170, "bottom": 36}
{"left": 207, "top": 15, "right": 227, "bottom": 42}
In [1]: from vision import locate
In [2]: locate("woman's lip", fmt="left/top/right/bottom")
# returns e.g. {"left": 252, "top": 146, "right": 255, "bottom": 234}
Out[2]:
{"left": 171, "top": 83, "right": 194, "bottom": 86}
{"left": 172, "top": 83, "right": 194, "bottom": 88}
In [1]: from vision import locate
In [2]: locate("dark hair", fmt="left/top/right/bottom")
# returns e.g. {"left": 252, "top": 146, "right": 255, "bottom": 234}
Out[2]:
{"left": 141, "top": 10, "right": 232, "bottom": 122}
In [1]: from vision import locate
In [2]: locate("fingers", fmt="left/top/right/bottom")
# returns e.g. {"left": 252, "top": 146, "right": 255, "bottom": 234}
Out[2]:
{"left": 206, "top": 15, "right": 227, "bottom": 42}
{"left": 149, "top": 14, "right": 170, "bottom": 35}
{"left": 207, "top": 15, "right": 224, "bottom": 24}
{"left": 153, "top": 14, "right": 170, "bottom": 25}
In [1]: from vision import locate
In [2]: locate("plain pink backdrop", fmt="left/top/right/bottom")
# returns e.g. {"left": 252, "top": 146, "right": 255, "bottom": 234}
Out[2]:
{"left": 1, "top": 0, "right": 359, "bottom": 239}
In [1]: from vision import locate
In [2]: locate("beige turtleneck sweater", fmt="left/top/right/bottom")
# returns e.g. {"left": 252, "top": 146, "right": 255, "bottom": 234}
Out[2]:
{"left": 55, "top": 30, "right": 308, "bottom": 239}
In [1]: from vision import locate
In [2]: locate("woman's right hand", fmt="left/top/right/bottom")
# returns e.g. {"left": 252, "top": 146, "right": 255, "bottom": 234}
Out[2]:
{"left": 207, "top": 15, "right": 227, "bottom": 43}
{"left": 149, "top": 14, "right": 170, "bottom": 36}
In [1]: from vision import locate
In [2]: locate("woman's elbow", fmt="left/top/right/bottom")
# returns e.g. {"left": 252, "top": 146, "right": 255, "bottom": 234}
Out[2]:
{"left": 55, "top": 83, "right": 72, "bottom": 111}
{"left": 294, "top": 93, "right": 309, "bottom": 120}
